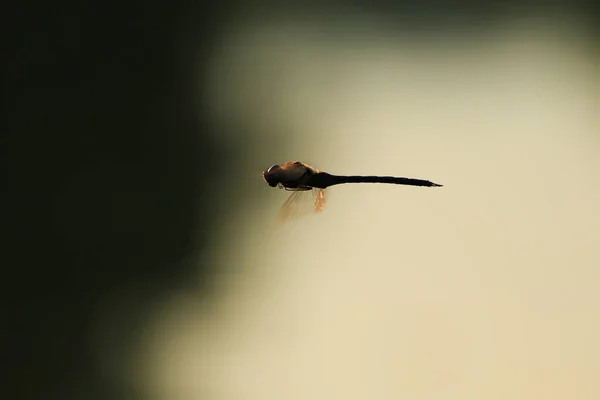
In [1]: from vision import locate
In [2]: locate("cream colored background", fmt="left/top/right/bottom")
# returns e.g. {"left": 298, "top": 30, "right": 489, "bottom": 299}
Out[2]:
{"left": 139, "top": 15, "right": 599, "bottom": 400}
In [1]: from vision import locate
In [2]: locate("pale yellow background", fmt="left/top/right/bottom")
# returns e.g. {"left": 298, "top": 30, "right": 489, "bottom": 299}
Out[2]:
{"left": 137, "top": 15, "right": 599, "bottom": 400}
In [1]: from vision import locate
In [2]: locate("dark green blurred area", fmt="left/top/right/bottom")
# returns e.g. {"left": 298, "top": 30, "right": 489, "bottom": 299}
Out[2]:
{"left": 2, "top": 0, "right": 597, "bottom": 399}
{"left": 3, "top": 1, "right": 222, "bottom": 398}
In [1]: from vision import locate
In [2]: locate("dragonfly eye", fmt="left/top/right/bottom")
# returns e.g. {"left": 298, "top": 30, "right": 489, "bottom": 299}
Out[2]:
{"left": 266, "top": 164, "right": 280, "bottom": 173}
{"left": 263, "top": 168, "right": 280, "bottom": 187}
{"left": 263, "top": 164, "right": 283, "bottom": 188}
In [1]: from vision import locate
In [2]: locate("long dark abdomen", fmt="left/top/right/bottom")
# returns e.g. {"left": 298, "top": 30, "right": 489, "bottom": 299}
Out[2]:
{"left": 307, "top": 172, "right": 443, "bottom": 189}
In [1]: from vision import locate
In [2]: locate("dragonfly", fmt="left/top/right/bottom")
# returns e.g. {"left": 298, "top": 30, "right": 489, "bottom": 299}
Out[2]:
{"left": 263, "top": 161, "right": 442, "bottom": 222}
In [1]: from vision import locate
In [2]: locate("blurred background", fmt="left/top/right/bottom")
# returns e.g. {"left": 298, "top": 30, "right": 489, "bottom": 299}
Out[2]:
{"left": 3, "top": 1, "right": 599, "bottom": 399}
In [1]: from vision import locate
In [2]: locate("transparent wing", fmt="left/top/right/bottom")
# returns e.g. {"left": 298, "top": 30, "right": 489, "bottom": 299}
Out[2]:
{"left": 276, "top": 188, "right": 327, "bottom": 224}
{"left": 314, "top": 188, "right": 326, "bottom": 212}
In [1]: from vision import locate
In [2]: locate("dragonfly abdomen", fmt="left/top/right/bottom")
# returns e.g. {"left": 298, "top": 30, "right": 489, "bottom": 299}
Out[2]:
{"left": 307, "top": 172, "right": 442, "bottom": 188}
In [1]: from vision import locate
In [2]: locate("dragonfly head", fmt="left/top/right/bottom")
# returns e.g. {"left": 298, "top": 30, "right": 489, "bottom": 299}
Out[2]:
{"left": 263, "top": 164, "right": 282, "bottom": 188}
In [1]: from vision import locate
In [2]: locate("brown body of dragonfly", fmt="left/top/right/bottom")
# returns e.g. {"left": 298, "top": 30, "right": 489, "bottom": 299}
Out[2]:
{"left": 263, "top": 161, "right": 442, "bottom": 221}
{"left": 264, "top": 161, "right": 442, "bottom": 190}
